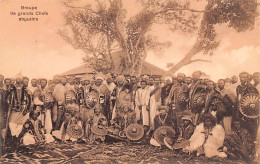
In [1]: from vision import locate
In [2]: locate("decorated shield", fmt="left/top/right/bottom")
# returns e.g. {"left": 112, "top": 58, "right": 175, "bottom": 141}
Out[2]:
{"left": 44, "top": 92, "right": 54, "bottom": 103}
{"left": 154, "top": 126, "right": 176, "bottom": 145}
{"left": 174, "top": 86, "right": 189, "bottom": 111}
{"left": 67, "top": 124, "right": 84, "bottom": 139}
{"left": 85, "top": 90, "right": 99, "bottom": 109}
{"left": 190, "top": 92, "right": 206, "bottom": 113}
{"left": 239, "top": 93, "right": 260, "bottom": 118}
{"left": 65, "top": 90, "right": 77, "bottom": 104}
{"left": 91, "top": 125, "right": 108, "bottom": 136}
{"left": 125, "top": 124, "right": 144, "bottom": 141}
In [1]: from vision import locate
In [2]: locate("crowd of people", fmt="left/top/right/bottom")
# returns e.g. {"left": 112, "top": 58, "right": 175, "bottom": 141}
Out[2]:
{"left": 0, "top": 71, "right": 259, "bottom": 161}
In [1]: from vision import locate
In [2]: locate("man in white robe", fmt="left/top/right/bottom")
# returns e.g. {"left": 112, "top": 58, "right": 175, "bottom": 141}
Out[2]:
{"left": 135, "top": 80, "right": 150, "bottom": 126}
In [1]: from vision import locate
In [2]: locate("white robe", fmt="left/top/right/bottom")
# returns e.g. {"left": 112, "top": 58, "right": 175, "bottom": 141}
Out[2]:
{"left": 185, "top": 123, "right": 227, "bottom": 158}
{"left": 135, "top": 87, "right": 150, "bottom": 126}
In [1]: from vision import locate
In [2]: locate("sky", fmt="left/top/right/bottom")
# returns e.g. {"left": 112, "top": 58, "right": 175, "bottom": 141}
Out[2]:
{"left": 0, "top": 0, "right": 259, "bottom": 81}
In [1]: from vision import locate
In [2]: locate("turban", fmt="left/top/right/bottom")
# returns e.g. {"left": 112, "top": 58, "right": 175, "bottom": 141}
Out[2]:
{"left": 105, "top": 73, "right": 112, "bottom": 80}
{"left": 81, "top": 75, "right": 92, "bottom": 81}
{"left": 15, "top": 73, "right": 23, "bottom": 79}
{"left": 95, "top": 73, "right": 105, "bottom": 81}
{"left": 164, "top": 76, "right": 172, "bottom": 82}
{"left": 116, "top": 75, "right": 125, "bottom": 83}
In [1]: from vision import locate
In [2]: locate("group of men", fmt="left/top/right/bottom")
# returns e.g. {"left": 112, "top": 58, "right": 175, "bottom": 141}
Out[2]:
{"left": 0, "top": 71, "right": 259, "bottom": 161}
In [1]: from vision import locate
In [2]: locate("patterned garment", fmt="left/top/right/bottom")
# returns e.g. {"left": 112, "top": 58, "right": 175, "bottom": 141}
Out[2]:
{"left": 18, "top": 118, "right": 45, "bottom": 144}
{"left": 224, "top": 128, "right": 254, "bottom": 160}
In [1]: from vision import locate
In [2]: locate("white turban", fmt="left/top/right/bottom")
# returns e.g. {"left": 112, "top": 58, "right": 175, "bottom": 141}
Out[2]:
{"left": 164, "top": 76, "right": 172, "bottom": 82}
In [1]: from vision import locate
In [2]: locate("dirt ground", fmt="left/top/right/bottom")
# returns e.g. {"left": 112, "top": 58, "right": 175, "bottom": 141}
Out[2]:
{"left": 0, "top": 140, "right": 257, "bottom": 164}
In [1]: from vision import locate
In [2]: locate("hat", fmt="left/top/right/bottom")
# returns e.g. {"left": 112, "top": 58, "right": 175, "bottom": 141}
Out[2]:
{"left": 66, "top": 124, "right": 84, "bottom": 139}
{"left": 125, "top": 124, "right": 144, "bottom": 141}
{"left": 154, "top": 126, "right": 176, "bottom": 145}
{"left": 91, "top": 125, "right": 108, "bottom": 136}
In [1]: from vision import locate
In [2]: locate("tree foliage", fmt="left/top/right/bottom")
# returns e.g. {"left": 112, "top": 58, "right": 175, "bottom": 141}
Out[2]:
{"left": 59, "top": 0, "right": 259, "bottom": 75}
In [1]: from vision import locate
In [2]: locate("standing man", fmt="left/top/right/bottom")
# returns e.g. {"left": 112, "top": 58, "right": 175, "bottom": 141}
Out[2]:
{"left": 53, "top": 76, "right": 67, "bottom": 130}
{"left": 135, "top": 80, "right": 150, "bottom": 127}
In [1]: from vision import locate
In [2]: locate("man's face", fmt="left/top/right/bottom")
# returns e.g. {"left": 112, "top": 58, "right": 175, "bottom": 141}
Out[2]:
{"left": 23, "top": 79, "right": 29, "bottom": 87}
{"left": 31, "top": 80, "right": 37, "bottom": 87}
{"left": 53, "top": 78, "right": 60, "bottom": 84}
{"left": 149, "top": 78, "right": 154, "bottom": 86}
{"left": 11, "top": 79, "right": 15, "bottom": 85}
{"left": 85, "top": 80, "right": 90, "bottom": 86}
{"left": 117, "top": 80, "right": 124, "bottom": 86}
{"left": 141, "top": 81, "right": 146, "bottom": 89}
{"left": 233, "top": 121, "right": 241, "bottom": 130}
{"left": 154, "top": 78, "right": 160, "bottom": 85}
{"left": 166, "top": 79, "right": 171, "bottom": 85}
{"left": 80, "top": 81, "right": 85, "bottom": 86}
{"left": 239, "top": 73, "right": 248, "bottom": 85}
{"left": 16, "top": 78, "right": 22, "bottom": 84}
{"left": 204, "top": 119, "right": 213, "bottom": 128}
{"left": 192, "top": 73, "right": 200, "bottom": 81}
{"left": 94, "top": 107, "right": 101, "bottom": 115}
{"left": 206, "top": 81, "right": 214, "bottom": 90}
{"left": 106, "top": 78, "right": 112, "bottom": 84}
{"left": 218, "top": 80, "right": 225, "bottom": 90}
{"left": 69, "top": 79, "right": 74, "bottom": 85}
{"left": 183, "top": 119, "right": 190, "bottom": 126}
{"left": 61, "top": 77, "right": 67, "bottom": 85}
{"left": 95, "top": 79, "right": 102, "bottom": 86}
{"left": 231, "top": 76, "right": 238, "bottom": 84}
{"left": 185, "top": 77, "right": 192, "bottom": 85}
{"left": 177, "top": 74, "right": 185, "bottom": 83}
{"left": 40, "top": 80, "right": 47, "bottom": 88}
{"left": 5, "top": 79, "right": 11, "bottom": 87}
{"left": 130, "top": 77, "right": 136, "bottom": 84}
{"left": 0, "top": 76, "right": 4, "bottom": 84}
{"left": 253, "top": 73, "right": 260, "bottom": 83}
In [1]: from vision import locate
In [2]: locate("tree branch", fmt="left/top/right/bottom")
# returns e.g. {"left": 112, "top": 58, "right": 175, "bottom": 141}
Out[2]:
{"left": 186, "top": 59, "right": 211, "bottom": 65}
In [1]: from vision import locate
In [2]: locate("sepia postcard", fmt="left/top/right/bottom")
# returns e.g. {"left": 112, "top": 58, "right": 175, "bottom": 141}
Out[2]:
{"left": 0, "top": 0, "right": 259, "bottom": 163}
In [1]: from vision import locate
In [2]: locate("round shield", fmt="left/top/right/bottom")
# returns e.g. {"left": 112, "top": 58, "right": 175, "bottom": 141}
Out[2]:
{"left": 154, "top": 126, "right": 176, "bottom": 145}
{"left": 85, "top": 90, "right": 99, "bottom": 109}
{"left": 67, "top": 124, "right": 84, "bottom": 139}
{"left": 44, "top": 92, "right": 54, "bottom": 103}
{"left": 190, "top": 92, "right": 206, "bottom": 113}
{"left": 174, "top": 90, "right": 188, "bottom": 110}
{"left": 91, "top": 125, "right": 108, "bottom": 136}
{"left": 125, "top": 124, "right": 144, "bottom": 141}
{"left": 65, "top": 90, "right": 77, "bottom": 104}
{"left": 239, "top": 93, "right": 260, "bottom": 118}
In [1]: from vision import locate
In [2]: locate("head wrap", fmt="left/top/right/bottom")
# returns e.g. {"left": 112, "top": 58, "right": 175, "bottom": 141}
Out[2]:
{"left": 95, "top": 73, "right": 105, "bottom": 81}
{"left": 116, "top": 75, "right": 126, "bottom": 83}
{"left": 15, "top": 73, "right": 23, "bottom": 79}
{"left": 164, "top": 76, "right": 172, "bottom": 82}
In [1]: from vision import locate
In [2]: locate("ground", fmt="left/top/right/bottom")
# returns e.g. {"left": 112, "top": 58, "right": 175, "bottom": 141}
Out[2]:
{"left": 0, "top": 140, "right": 257, "bottom": 164}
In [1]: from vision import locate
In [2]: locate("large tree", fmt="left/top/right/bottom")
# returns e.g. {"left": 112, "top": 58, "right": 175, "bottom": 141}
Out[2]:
{"left": 59, "top": 0, "right": 258, "bottom": 75}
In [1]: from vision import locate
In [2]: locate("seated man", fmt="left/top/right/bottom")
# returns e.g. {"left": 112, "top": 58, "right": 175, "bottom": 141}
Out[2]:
{"left": 223, "top": 118, "right": 255, "bottom": 160}
{"left": 86, "top": 104, "right": 108, "bottom": 144}
{"left": 18, "top": 110, "right": 54, "bottom": 146}
{"left": 111, "top": 103, "right": 136, "bottom": 130}
{"left": 183, "top": 113, "right": 226, "bottom": 158}
{"left": 52, "top": 103, "right": 83, "bottom": 142}
{"left": 150, "top": 106, "right": 176, "bottom": 146}
{"left": 177, "top": 113, "right": 195, "bottom": 142}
